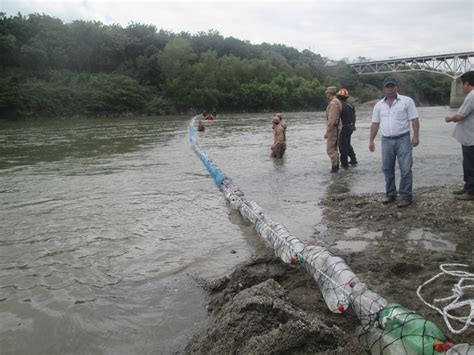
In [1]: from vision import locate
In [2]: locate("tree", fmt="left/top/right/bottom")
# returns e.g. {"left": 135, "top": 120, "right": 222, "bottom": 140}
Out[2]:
{"left": 158, "top": 37, "right": 197, "bottom": 82}
{"left": 88, "top": 74, "right": 147, "bottom": 113}
{"left": 0, "top": 33, "right": 18, "bottom": 68}
{"left": 0, "top": 12, "right": 453, "bottom": 117}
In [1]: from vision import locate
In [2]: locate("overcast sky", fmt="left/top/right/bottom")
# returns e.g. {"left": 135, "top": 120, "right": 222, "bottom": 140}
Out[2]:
{"left": 2, "top": 0, "right": 473, "bottom": 61}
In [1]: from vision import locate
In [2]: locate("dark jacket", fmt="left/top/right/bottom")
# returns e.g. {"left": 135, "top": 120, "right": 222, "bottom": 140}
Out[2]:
{"left": 340, "top": 102, "right": 356, "bottom": 127}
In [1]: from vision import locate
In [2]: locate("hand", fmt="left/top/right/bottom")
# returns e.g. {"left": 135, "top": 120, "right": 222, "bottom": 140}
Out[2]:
{"left": 445, "top": 116, "right": 451, "bottom": 123}
{"left": 412, "top": 137, "right": 419, "bottom": 147}
{"left": 324, "top": 132, "right": 328, "bottom": 139}
{"left": 353, "top": 126, "right": 357, "bottom": 131}
{"left": 369, "top": 141, "right": 375, "bottom": 152}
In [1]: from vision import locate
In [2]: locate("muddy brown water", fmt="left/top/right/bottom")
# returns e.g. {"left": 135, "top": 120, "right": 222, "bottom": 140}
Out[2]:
{"left": 0, "top": 107, "right": 464, "bottom": 353}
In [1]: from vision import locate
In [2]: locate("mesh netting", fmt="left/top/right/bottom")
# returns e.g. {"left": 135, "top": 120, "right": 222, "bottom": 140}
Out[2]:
{"left": 219, "top": 166, "right": 465, "bottom": 354}
{"left": 357, "top": 304, "right": 455, "bottom": 354}
{"left": 300, "top": 246, "right": 360, "bottom": 313}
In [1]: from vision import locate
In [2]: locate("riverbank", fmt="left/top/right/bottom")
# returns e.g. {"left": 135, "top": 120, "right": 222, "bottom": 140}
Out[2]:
{"left": 185, "top": 184, "right": 474, "bottom": 353}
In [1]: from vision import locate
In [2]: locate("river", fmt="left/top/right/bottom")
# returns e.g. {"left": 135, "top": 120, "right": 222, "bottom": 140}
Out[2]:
{"left": 0, "top": 106, "right": 462, "bottom": 354}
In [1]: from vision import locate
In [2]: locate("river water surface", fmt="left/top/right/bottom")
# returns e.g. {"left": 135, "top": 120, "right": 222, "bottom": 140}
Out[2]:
{"left": 0, "top": 107, "right": 462, "bottom": 354}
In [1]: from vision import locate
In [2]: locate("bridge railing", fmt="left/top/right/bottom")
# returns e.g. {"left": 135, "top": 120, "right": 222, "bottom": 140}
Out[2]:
{"left": 350, "top": 51, "right": 474, "bottom": 78}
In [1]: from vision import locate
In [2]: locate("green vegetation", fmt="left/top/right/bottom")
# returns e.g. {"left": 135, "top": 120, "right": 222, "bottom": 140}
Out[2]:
{"left": 0, "top": 12, "right": 452, "bottom": 118}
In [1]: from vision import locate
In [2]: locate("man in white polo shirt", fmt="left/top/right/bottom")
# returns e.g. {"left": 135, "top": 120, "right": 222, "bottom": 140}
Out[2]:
{"left": 369, "top": 77, "right": 420, "bottom": 208}
{"left": 445, "top": 70, "right": 474, "bottom": 201}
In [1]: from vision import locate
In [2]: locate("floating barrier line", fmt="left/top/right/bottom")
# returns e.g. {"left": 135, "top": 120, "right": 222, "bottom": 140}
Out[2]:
{"left": 188, "top": 116, "right": 472, "bottom": 354}
{"left": 188, "top": 117, "right": 225, "bottom": 186}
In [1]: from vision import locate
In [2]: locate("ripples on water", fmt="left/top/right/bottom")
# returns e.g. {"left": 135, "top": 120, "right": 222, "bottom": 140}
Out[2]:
{"left": 0, "top": 116, "right": 253, "bottom": 354}
{"left": 0, "top": 107, "right": 461, "bottom": 353}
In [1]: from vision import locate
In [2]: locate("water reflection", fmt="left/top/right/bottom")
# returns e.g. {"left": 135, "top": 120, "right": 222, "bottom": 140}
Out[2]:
{"left": 407, "top": 228, "right": 456, "bottom": 252}
{"left": 0, "top": 116, "right": 187, "bottom": 170}
{"left": 227, "top": 209, "right": 269, "bottom": 256}
{"left": 325, "top": 175, "right": 352, "bottom": 196}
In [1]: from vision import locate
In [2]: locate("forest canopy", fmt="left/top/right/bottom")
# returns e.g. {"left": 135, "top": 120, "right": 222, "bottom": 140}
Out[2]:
{"left": 0, "top": 12, "right": 452, "bottom": 118}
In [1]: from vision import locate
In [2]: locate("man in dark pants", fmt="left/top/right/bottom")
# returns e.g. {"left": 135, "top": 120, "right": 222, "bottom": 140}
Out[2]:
{"left": 336, "top": 88, "right": 357, "bottom": 168}
{"left": 369, "top": 77, "right": 420, "bottom": 208}
{"left": 445, "top": 70, "right": 474, "bottom": 201}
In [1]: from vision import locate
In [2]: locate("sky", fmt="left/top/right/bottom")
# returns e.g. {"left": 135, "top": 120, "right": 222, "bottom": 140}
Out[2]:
{"left": 2, "top": 0, "right": 473, "bottom": 61}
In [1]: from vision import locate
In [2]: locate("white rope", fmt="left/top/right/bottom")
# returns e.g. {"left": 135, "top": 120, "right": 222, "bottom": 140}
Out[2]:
{"left": 417, "top": 263, "right": 474, "bottom": 334}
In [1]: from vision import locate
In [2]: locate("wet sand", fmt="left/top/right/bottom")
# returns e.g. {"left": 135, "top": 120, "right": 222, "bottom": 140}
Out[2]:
{"left": 185, "top": 184, "right": 474, "bottom": 354}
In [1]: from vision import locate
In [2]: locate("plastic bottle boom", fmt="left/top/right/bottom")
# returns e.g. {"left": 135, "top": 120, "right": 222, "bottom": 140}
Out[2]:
{"left": 188, "top": 116, "right": 472, "bottom": 353}
{"left": 378, "top": 304, "right": 452, "bottom": 354}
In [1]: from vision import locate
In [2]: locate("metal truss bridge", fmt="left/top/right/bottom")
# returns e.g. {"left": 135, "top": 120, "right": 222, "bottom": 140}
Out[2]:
{"left": 350, "top": 51, "right": 474, "bottom": 79}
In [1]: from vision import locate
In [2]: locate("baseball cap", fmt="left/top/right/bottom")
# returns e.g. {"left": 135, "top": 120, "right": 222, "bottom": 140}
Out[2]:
{"left": 383, "top": 77, "right": 398, "bottom": 87}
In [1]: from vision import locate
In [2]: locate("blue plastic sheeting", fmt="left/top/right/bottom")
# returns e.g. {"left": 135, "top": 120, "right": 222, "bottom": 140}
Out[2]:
{"left": 188, "top": 117, "right": 225, "bottom": 187}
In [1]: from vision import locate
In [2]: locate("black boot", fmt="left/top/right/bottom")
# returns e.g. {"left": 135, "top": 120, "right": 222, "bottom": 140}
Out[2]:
{"left": 340, "top": 159, "right": 349, "bottom": 169}
{"left": 349, "top": 154, "right": 358, "bottom": 165}
{"left": 331, "top": 164, "right": 339, "bottom": 173}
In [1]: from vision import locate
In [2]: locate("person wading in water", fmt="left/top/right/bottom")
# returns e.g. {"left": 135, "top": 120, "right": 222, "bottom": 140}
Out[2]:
{"left": 324, "top": 86, "right": 342, "bottom": 173}
{"left": 271, "top": 116, "right": 286, "bottom": 159}
{"left": 336, "top": 88, "right": 358, "bottom": 168}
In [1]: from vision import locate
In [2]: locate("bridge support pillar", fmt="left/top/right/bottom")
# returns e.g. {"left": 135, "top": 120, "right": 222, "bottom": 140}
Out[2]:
{"left": 450, "top": 78, "right": 465, "bottom": 108}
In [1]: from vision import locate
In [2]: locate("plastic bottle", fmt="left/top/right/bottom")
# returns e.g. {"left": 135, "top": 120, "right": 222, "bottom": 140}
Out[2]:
{"left": 301, "top": 245, "right": 331, "bottom": 271}
{"left": 351, "top": 282, "right": 388, "bottom": 326}
{"left": 358, "top": 325, "right": 415, "bottom": 355}
{"left": 222, "top": 181, "right": 246, "bottom": 211}
{"left": 322, "top": 254, "right": 359, "bottom": 313}
{"left": 299, "top": 246, "right": 352, "bottom": 313}
{"left": 239, "top": 201, "right": 263, "bottom": 224}
{"left": 445, "top": 343, "right": 474, "bottom": 354}
{"left": 228, "top": 193, "right": 242, "bottom": 210}
{"left": 325, "top": 254, "right": 360, "bottom": 288}
{"left": 255, "top": 220, "right": 303, "bottom": 264}
{"left": 274, "top": 235, "right": 305, "bottom": 265}
{"left": 254, "top": 215, "right": 274, "bottom": 247}
{"left": 378, "top": 304, "right": 450, "bottom": 354}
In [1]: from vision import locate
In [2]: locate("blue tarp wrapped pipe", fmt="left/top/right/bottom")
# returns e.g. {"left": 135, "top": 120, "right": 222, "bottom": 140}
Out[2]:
{"left": 188, "top": 117, "right": 225, "bottom": 186}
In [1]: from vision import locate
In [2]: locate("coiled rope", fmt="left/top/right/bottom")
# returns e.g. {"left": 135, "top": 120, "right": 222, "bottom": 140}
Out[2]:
{"left": 417, "top": 263, "right": 474, "bottom": 334}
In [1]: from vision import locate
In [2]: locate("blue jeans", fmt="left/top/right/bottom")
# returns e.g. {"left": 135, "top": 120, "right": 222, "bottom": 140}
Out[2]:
{"left": 382, "top": 133, "right": 413, "bottom": 201}
{"left": 462, "top": 144, "right": 474, "bottom": 195}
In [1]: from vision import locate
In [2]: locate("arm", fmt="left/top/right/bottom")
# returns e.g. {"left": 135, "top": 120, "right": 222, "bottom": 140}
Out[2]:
{"left": 369, "top": 122, "right": 379, "bottom": 152}
{"left": 445, "top": 113, "right": 465, "bottom": 123}
{"left": 352, "top": 106, "right": 357, "bottom": 131}
{"left": 411, "top": 118, "right": 420, "bottom": 147}
{"left": 447, "top": 92, "right": 473, "bottom": 122}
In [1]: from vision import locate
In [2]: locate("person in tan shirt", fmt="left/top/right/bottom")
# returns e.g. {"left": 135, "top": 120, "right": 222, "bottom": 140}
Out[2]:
{"left": 324, "top": 86, "right": 342, "bottom": 172}
{"left": 275, "top": 112, "right": 287, "bottom": 143}
{"left": 275, "top": 113, "right": 287, "bottom": 131}
{"left": 271, "top": 116, "right": 286, "bottom": 159}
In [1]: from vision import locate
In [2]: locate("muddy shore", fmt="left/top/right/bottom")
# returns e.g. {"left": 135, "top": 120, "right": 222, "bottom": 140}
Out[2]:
{"left": 185, "top": 185, "right": 473, "bottom": 354}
